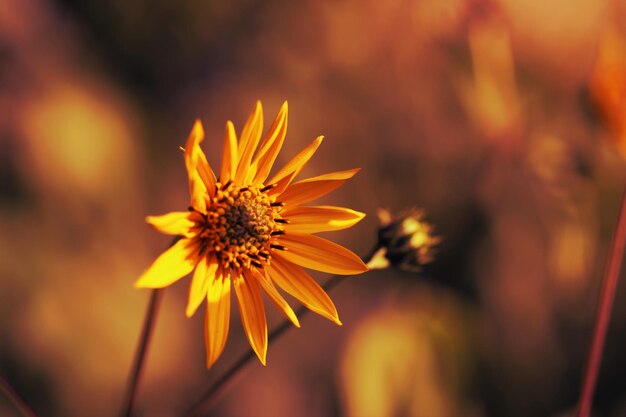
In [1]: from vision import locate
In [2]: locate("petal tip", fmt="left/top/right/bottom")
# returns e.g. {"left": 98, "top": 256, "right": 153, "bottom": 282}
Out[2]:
{"left": 206, "top": 356, "right": 218, "bottom": 369}
{"left": 258, "top": 352, "right": 267, "bottom": 366}
{"left": 191, "top": 119, "right": 205, "bottom": 140}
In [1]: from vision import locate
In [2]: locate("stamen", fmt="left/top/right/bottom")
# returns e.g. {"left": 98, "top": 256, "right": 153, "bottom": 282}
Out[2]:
{"left": 271, "top": 202, "right": 284, "bottom": 207}
{"left": 275, "top": 218, "right": 289, "bottom": 224}
{"left": 261, "top": 184, "right": 277, "bottom": 192}
{"left": 197, "top": 182, "right": 282, "bottom": 270}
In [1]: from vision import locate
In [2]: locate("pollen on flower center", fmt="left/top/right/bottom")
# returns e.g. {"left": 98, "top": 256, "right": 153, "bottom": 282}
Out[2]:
{"left": 199, "top": 182, "right": 282, "bottom": 270}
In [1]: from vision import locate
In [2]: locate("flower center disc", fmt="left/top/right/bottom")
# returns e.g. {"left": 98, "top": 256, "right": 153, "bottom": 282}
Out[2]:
{"left": 201, "top": 183, "right": 279, "bottom": 270}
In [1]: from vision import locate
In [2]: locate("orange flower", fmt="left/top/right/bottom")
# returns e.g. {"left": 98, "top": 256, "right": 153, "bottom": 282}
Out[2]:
{"left": 136, "top": 101, "right": 368, "bottom": 368}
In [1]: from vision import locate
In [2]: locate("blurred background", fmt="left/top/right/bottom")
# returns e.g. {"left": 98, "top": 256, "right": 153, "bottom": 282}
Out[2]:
{"left": 2, "top": 0, "right": 626, "bottom": 416}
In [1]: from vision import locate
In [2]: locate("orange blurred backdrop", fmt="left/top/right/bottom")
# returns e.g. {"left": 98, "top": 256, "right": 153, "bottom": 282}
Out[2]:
{"left": 2, "top": 0, "right": 626, "bottom": 416}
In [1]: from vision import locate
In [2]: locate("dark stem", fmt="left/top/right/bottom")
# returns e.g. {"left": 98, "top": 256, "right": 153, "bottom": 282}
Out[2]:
{"left": 118, "top": 289, "right": 163, "bottom": 417}
{"left": 575, "top": 184, "right": 626, "bottom": 417}
{"left": 0, "top": 376, "right": 38, "bottom": 417}
{"left": 181, "top": 246, "right": 379, "bottom": 417}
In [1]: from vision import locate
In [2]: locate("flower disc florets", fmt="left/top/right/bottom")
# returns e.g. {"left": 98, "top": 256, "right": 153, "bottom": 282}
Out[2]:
{"left": 198, "top": 182, "right": 282, "bottom": 270}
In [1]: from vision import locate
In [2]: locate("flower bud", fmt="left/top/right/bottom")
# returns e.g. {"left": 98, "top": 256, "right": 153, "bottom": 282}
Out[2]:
{"left": 368, "top": 208, "right": 441, "bottom": 272}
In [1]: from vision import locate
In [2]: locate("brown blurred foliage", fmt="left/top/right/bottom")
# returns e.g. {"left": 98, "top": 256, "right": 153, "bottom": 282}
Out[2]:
{"left": 2, "top": 0, "right": 626, "bottom": 416}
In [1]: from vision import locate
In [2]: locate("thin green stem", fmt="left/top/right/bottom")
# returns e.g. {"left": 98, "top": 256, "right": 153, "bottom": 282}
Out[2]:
{"left": 118, "top": 289, "right": 163, "bottom": 417}
{"left": 0, "top": 375, "right": 38, "bottom": 417}
{"left": 181, "top": 246, "right": 378, "bottom": 417}
{"left": 576, "top": 184, "right": 626, "bottom": 417}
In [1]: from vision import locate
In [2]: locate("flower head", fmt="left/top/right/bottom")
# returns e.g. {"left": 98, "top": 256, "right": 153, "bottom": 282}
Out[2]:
{"left": 136, "top": 101, "right": 368, "bottom": 368}
{"left": 368, "top": 208, "right": 440, "bottom": 272}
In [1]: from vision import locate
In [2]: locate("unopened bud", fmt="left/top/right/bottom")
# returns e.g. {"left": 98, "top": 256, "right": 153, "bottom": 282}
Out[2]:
{"left": 367, "top": 208, "right": 441, "bottom": 272}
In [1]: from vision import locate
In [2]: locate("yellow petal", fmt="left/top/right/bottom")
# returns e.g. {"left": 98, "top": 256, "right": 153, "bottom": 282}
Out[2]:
{"left": 269, "top": 254, "right": 341, "bottom": 325}
{"left": 184, "top": 120, "right": 216, "bottom": 200}
{"left": 233, "top": 271, "right": 268, "bottom": 365}
{"left": 205, "top": 268, "right": 231, "bottom": 368}
{"left": 184, "top": 119, "right": 205, "bottom": 171}
{"left": 145, "top": 211, "right": 197, "bottom": 237}
{"left": 220, "top": 121, "right": 238, "bottom": 183}
{"left": 282, "top": 205, "right": 365, "bottom": 233}
{"left": 278, "top": 168, "right": 361, "bottom": 207}
{"left": 189, "top": 170, "right": 207, "bottom": 213}
{"left": 247, "top": 268, "right": 300, "bottom": 327}
{"left": 265, "top": 171, "right": 295, "bottom": 198}
{"left": 186, "top": 255, "right": 219, "bottom": 318}
{"left": 277, "top": 232, "right": 368, "bottom": 275}
{"left": 251, "top": 101, "right": 288, "bottom": 184}
{"left": 197, "top": 152, "right": 216, "bottom": 197}
{"left": 135, "top": 238, "right": 197, "bottom": 288}
{"left": 267, "top": 135, "right": 323, "bottom": 185}
{"left": 183, "top": 121, "right": 207, "bottom": 211}
{"left": 234, "top": 101, "right": 264, "bottom": 184}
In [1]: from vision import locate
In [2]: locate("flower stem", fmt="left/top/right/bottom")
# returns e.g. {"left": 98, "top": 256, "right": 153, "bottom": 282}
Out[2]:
{"left": 181, "top": 246, "right": 378, "bottom": 417}
{"left": 0, "top": 375, "right": 38, "bottom": 417}
{"left": 576, "top": 184, "right": 626, "bottom": 417}
{"left": 119, "top": 289, "right": 163, "bottom": 417}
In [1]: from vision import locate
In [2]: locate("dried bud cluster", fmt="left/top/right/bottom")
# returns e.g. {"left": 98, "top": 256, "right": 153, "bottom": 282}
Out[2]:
{"left": 368, "top": 208, "right": 441, "bottom": 272}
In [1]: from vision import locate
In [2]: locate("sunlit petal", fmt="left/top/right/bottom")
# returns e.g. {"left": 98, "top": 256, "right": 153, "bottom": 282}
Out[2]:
{"left": 268, "top": 135, "right": 323, "bottom": 185}
{"left": 249, "top": 268, "right": 300, "bottom": 327}
{"left": 235, "top": 101, "right": 264, "bottom": 184}
{"left": 277, "top": 232, "right": 368, "bottom": 275}
{"left": 282, "top": 205, "right": 365, "bottom": 233}
{"left": 269, "top": 254, "right": 341, "bottom": 325}
{"left": 184, "top": 119, "right": 205, "bottom": 174}
{"left": 266, "top": 171, "right": 295, "bottom": 197}
{"left": 251, "top": 101, "right": 289, "bottom": 184}
{"left": 220, "top": 121, "right": 238, "bottom": 183}
{"left": 278, "top": 168, "right": 361, "bottom": 207}
{"left": 145, "top": 211, "right": 197, "bottom": 237}
{"left": 197, "top": 152, "right": 216, "bottom": 197}
{"left": 135, "top": 238, "right": 197, "bottom": 288}
{"left": 205, "top": 268, "right": 231, "bottom": 368}
{"left": 189, "top": 170, "right": 207, "bottom": 213}
{"left": 234, "top": 272, "right": 268, "bottom": 365}
{"left": 186, "top": 255, "right": 218, "bottom": 318}
{"left": 183, "top": 119, "right": 216, "bottom": 198}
